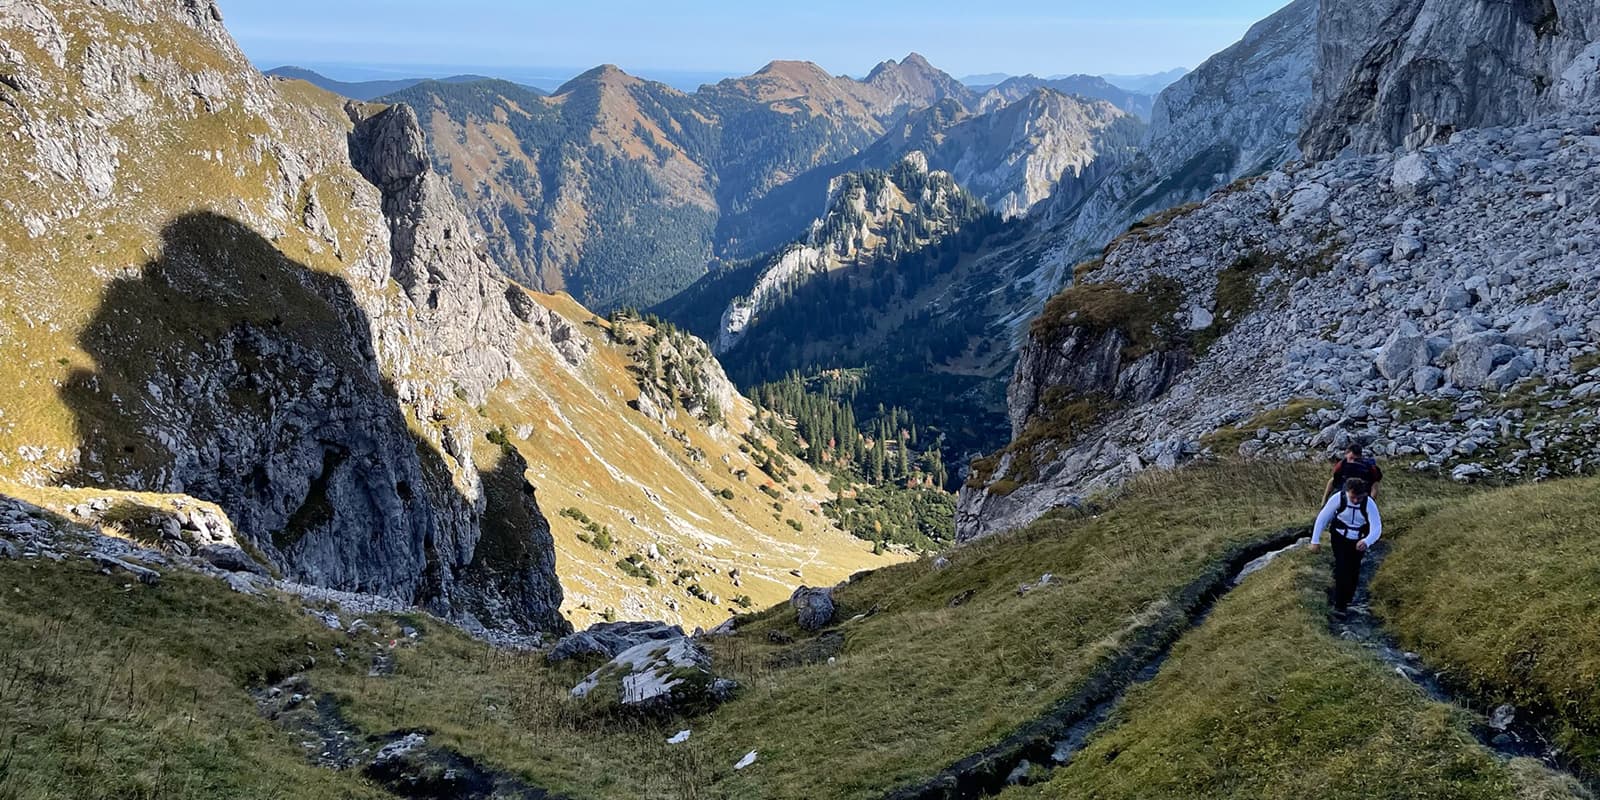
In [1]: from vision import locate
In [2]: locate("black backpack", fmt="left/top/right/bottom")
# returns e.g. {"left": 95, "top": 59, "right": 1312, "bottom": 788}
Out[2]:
{"left": 1331, "top": 494, "right": 1373, "bottom": 539}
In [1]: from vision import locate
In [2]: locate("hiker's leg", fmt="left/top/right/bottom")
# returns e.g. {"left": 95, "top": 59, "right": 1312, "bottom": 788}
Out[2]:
{"left": 1345, "top": 547, "right": 1366, "bottom": 608}
{"left": 1332, "top": 538, "right": 1357, "bottom": 610}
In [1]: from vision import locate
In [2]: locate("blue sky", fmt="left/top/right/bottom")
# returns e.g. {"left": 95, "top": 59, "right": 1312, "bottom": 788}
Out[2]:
{"left": 219, "top": 0, "right": 1293, "bottom": 82}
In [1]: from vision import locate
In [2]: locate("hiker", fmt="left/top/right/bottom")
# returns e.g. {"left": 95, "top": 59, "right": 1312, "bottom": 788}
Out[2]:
{"left": 1309, "top": 477, "right": 1381, "bottom": 613}
{"left": 1324, "top": 443, "right": 1382, "bottom": 500}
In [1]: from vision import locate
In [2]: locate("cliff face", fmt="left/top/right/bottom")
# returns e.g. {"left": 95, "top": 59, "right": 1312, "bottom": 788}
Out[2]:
{"left": 1301, "top": 0, "right": 1600, "bottom": 159}
{"left": 925, "top": 90, "right": 1143, "bottom": 220}
{"left": 0, "top": 0, "right": 564, "bottom": 632}
{"left": 1039, "top": 0, "right": 1319, "bottom": 268}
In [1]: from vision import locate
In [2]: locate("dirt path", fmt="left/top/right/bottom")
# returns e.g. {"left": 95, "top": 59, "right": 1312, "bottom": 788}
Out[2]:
{"left": 1343, "top": 545, "right": 1597, "bottom": 796}
{"left": 881, "top": 526, "right": 1308, "bottom": 800}
{"left": 253, "top": 673, "right": 565, "bottom": 799}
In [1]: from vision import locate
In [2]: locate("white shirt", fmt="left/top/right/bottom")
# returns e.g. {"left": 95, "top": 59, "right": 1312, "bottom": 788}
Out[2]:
{"left": 1312, "top": 493, "right": 1382, "bottom": 548}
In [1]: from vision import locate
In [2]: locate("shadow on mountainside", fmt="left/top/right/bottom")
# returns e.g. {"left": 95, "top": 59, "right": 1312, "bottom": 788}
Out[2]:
{"left": 56, "top": 211, "right": 566, "bottom": 633}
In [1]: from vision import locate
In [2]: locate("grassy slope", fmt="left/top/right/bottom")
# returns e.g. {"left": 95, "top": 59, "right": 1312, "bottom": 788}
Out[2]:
{"left": 1374, "top": 477, "right": 1600, "bottom": 775}
{"left": 683, "top": 463, "right": 1333, "bottom": 797}
{"left": 1001, "top": 552, "right": 1581, "bottom": 800}
{"left": 0, "top": 557, "right": 386, "bottom": 800}
{"left": 493, "top": 291, "right": 900, "bottom": 630}
{"left": 8, "top": 464, "right": 1599, "bottom": 799}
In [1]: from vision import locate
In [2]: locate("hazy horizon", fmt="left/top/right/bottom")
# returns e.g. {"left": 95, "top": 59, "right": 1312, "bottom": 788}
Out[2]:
{"left": 221, "top": 0, "right": 1291, "bottom": 86}
{"left": 256, "top": 58, "right": 1193, "bottom": 94}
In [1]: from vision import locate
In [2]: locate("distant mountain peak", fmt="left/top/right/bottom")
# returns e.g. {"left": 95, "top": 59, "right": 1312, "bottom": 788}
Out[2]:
{"left": 565, "top": 63, "right": 634, "bottom": 86}
{"left": 867, "top": 52, "right": 944, "bottom": 82}
{"left": 755, "top": 59, "right": 833, "bottom": 81}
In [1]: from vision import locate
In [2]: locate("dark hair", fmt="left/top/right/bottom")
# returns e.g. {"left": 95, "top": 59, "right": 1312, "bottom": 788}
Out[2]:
{"left": 1345, "top": 478, "right": 1369, "bottom": 497}
{"left": 1346, "top": 443, "right": 1364, "bottom": 457}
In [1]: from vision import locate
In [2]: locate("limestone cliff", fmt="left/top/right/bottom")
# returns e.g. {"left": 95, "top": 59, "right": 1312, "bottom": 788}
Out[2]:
{"left": 1301, "top": 0, "right": 1600, "bottom": 159}
{"left": 0, "top": 0, "right": 567, "bottom": 631}
{"left": 1038, "top": 0, "right": 1319, "bottom": 270}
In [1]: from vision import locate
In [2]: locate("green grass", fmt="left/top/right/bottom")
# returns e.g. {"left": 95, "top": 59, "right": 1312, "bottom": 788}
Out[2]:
{"left": 8, "top": 463, "right": 1572, "bottom": 800}
{"left": 1000, "top": 551, "right": 1578, "bottom": 800}
{"left": 1030, "top": 278, "right": 1184, "bottom": 360}
{"left": 1374, "top": 477, "right": 1600, "bottom": 775}
{"left": 682, "top": 463, "right": 1336, "bottom": 797}
{"left": 0, "top": 557, "right": 387, "bottom": 800}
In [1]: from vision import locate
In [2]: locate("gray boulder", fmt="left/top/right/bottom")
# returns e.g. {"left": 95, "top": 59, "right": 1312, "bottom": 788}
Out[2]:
{"left": 1486, "top": 356, "right": 1534, "bottom": 391}
{"left": 1448, "top": 331, "right": 1508, "bottom": 389}
{"left": 1375, "top": 320, "right": 1430, "bottom": 383}
{"left": 199, "top": 545, "right": 267, "bottom": 575}
{"left": 89, "top": 552, "right": 161, "bottom": 585}
{"left": 790, "top": 586, "right": 835, "bottom": 631}
{"left": 547, "top": 620, "right": 684, "bottom": 663}
{"left": 569, "top": 633, "right": 736, "bottom": 711}
{"left": 1506, "top": 307, "right": 1560, "bottom": 347}
{"left": 1390, "top": 153, "right": 1434, "bottom": 198}
{"left": 1412, "top": 367, "right": 1446, "bottom": 393}
{"left": 1391, "top": 235, "right": 1426, "bottom": 261}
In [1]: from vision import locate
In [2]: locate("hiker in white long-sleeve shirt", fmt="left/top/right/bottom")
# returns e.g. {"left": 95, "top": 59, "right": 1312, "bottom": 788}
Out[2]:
{"left": 1309, "top": 477, "right": 1381, "bottom": 613}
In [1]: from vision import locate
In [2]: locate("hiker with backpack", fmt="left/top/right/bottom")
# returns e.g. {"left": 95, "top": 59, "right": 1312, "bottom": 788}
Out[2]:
{"left": 1309, "top": 477, "right": 1381, "bottom": 614}
{"left": 1324, "top": 443, "right": 1382, "bottom": 500}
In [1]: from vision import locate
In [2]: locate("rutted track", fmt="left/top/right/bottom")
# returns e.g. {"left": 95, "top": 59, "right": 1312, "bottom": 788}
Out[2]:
{"left": 253, "top": 674, "right": 566, "bottom": 799}
{"left": 885, "top": 530, "right": 1597, "bottom": 800}
{"left": 1341, "top": 547, "right": 1599, "bottom": 796}
{"left": 882, "top": 526, "right": 1310, "bottom": 800}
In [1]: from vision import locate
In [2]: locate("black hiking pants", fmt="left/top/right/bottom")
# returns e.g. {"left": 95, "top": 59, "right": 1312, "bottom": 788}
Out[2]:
{"left": 1331, "top": 534, "right": 1365, "bottom": 611}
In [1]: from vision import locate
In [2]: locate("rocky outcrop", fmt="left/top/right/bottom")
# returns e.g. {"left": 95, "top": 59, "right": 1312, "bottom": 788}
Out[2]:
{"left": 569, "top": 628, "right": 737, "bottom": 711}
{"left": 0, "top": 0, "right": 565, "bottom": 633}
{"left": 1037, "top": 0, "right": 1319, "bottom": 269}
{"left": 1301, "top": 0, "right": 1600, "bottom": 159}
{"left": 347, "top": 102, "right": 523, "bottom": 404}
{"left": 547, "top": 620, "right": 686, "bottom": 662}
{"left": 960, "top": 107, "right": 1600, "bottom": 539}
{"left": 713, "top": 154, "right": 983, "bottom": 353}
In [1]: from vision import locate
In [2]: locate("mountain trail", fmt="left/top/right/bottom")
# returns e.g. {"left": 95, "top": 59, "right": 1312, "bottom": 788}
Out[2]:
{"left": 881, "top": 527, "right": 1307, "bottom": 799}
{"left": 254, "top": 671, "right": 565, "bottom": 799}
{"left": 1338, "top": 547, "right": 1598, "bottom": 796}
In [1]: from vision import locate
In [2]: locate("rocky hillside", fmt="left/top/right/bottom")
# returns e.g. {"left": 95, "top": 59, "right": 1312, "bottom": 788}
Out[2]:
{"left": 0, "top": 0, "right": 894, "bottom": 633}
{"left": 958, "top": 0, "right": 1600, "bottom": 539}
{"left": 706, "top": 153, "right": 987, "bottom": 355}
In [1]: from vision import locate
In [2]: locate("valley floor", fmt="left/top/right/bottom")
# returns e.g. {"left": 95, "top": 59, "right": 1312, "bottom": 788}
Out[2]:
{"left": 2, "top": 463, "right": 1596, "bottom": 799}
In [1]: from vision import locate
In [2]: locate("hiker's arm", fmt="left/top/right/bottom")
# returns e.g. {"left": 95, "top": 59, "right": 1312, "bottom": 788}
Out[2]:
{"left": 1323, "top": 466, "right": 1339, "bottom": 500}
{"left": 1359, "top": 504, "right": 1382, "bottom": 550}
{"left": 1310, "top": 495, "right": 1337, "bottom": 549}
